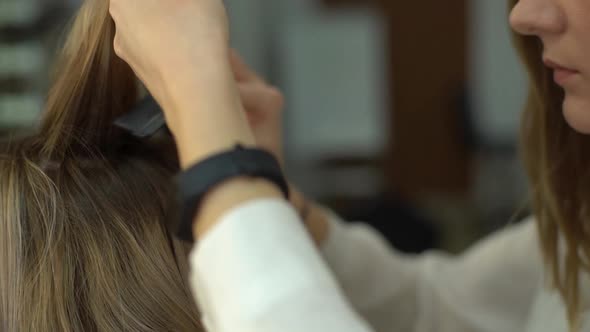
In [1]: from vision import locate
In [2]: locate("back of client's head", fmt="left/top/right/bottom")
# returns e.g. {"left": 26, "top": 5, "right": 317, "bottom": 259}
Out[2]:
{"left": 0, "top": 1, "right": 202, "bottom": 331}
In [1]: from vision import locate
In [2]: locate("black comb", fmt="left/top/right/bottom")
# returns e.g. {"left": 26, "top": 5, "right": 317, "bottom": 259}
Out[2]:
{"left": 114, "top": 94, "right": 168, "bottom": 138}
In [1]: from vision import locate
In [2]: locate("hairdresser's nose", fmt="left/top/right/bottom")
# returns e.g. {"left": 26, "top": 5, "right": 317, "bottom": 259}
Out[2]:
{"left": 510, "top": 0, "right": 565, "bottom": 37}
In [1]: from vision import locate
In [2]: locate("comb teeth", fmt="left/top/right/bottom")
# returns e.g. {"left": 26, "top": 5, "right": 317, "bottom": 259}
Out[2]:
{"left": 114, "top": 95, "right": 168, "bottom": 138}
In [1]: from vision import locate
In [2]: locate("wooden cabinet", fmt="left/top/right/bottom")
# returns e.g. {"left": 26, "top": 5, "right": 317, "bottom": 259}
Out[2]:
{"left": 322, "top": 0, "right": 471, "bottom": 199}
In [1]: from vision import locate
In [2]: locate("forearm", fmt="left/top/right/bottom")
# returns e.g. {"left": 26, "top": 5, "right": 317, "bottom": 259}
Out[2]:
{"left": 160, "top": 53, "right": 255, "bottom": 167}
{"left": 158, "top": 51, "right": 331, "bottom": 243}
{"left": 193, "top": 178, "right": 283, "bottom": 239}
{"left": 153, "top": 57, "right": 276, "bottom": 241}
{"left": 188, "top": 198, "right": 372, "bottom": 332}
{"left": 193, "top": 180, "right": 332, "bottom": 243}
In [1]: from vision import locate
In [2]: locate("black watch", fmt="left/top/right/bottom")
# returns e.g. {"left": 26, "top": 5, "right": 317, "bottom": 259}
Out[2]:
{"left": 174, "top": 144, "right": 290, "bottom": 243}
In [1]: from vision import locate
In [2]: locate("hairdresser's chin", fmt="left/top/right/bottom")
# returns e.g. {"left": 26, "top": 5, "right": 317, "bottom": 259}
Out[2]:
{"left": 562, "top": 88, "right": 590, "bottom": 134}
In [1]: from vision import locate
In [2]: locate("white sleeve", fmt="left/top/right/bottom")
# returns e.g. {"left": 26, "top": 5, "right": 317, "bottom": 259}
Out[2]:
{"left": 189, "top": 198, "right": 373, "bottom": 332}
{"left": 320, "top": 211, "right": 543, "bottom": 332}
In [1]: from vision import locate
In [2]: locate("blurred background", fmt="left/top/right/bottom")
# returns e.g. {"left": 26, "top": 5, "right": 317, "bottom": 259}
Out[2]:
{"left": 0, "top": 0, "right": 530, "bottom": 254}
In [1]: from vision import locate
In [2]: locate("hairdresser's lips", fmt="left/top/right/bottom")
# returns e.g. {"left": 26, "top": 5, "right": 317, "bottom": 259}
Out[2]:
{"left": 544, "top": 58, "right": 580, "bottom": 87}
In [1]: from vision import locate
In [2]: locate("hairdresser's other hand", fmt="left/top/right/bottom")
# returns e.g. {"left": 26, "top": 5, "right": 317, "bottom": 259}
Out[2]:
{"left": 231, "top": 51, "right": 330, "bottom": 246}
{"left": 109, "top": 0, "right": 256, "bottom": 165}
{"left": 231, "top": 51, "right": 285, "bottom": 165}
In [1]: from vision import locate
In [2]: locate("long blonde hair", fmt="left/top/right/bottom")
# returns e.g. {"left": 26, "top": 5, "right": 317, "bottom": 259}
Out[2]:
{"left": 509, "top": 0, "right": 590, "bottom": 329}
{"left": 0, "top": 1, "right": 203, "bottom": 331}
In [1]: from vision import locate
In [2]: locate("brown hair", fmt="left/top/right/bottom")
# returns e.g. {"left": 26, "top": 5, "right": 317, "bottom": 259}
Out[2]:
{"left": 0, "top": 1, "right": 203, "bottom": 331}
{"left": 509, "top": 0, "right": 590, "bottom": 329}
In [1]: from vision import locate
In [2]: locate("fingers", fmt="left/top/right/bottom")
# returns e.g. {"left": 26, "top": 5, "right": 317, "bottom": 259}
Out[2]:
{"left": 230, "top": 50, "right": 264, "bottom": 83}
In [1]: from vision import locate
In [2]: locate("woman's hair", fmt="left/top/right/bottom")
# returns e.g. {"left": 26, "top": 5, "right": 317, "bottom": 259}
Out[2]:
{"left": 0, "top": 1, "right": 203, "bottom": 331}
{"left": 509, "top": 0, "right": 590, "bottom": 329}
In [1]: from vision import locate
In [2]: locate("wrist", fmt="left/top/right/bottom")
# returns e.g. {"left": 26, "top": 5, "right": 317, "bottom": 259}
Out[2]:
{"left": 160, "top": 49, "right": 235, "bottom": 121}
{"left": 158, "top": 43, "right": 232, "bottom": 108}
{"left": 194, "top": 178, "right": 283, "bottom": 239}
{"left": 157, "top": 54, "right": 256, "bottom": 168}
{"left": 174, "top": 115, "right": 254, "bottom": 169}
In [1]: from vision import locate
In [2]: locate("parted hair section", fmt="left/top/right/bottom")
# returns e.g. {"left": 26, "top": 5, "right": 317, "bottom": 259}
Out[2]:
{"left": 0, "top": 1, "right": 203, "bottom": 331}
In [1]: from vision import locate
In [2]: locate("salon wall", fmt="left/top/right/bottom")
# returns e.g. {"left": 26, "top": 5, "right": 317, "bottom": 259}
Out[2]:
{"left": 469, "top": 0, "right": 529, "bottom": 232}
{"left": 0, "top": 0, "right": 75, "bottom": 129}
{"left": 470, "top": 0, "right": 527, "bottom": 145}
{"left": 226, "top": 0, "right": 529, "bottom": 251}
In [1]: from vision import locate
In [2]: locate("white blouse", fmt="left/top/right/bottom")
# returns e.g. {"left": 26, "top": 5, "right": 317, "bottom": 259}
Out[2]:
{"left": 189, "top": 198, "right": 590, "bottom": 332}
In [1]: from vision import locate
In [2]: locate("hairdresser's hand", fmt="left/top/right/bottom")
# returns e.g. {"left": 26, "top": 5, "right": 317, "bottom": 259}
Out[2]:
{"left": 109, "top": 0, "right": 229, "bottom": 89}
{"left": 110, "top": 0, "right": 256, "bottom": 165}
{"left": 231, "top": 51, "right": 285, "bottom": 165}
{"left": 109, "top": 0, "right": 229, "bottom": 71}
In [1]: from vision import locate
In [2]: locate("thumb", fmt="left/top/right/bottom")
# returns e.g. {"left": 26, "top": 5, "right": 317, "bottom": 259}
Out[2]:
{"left": 238, "top": 82, "right": 284, "bottom": 115}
